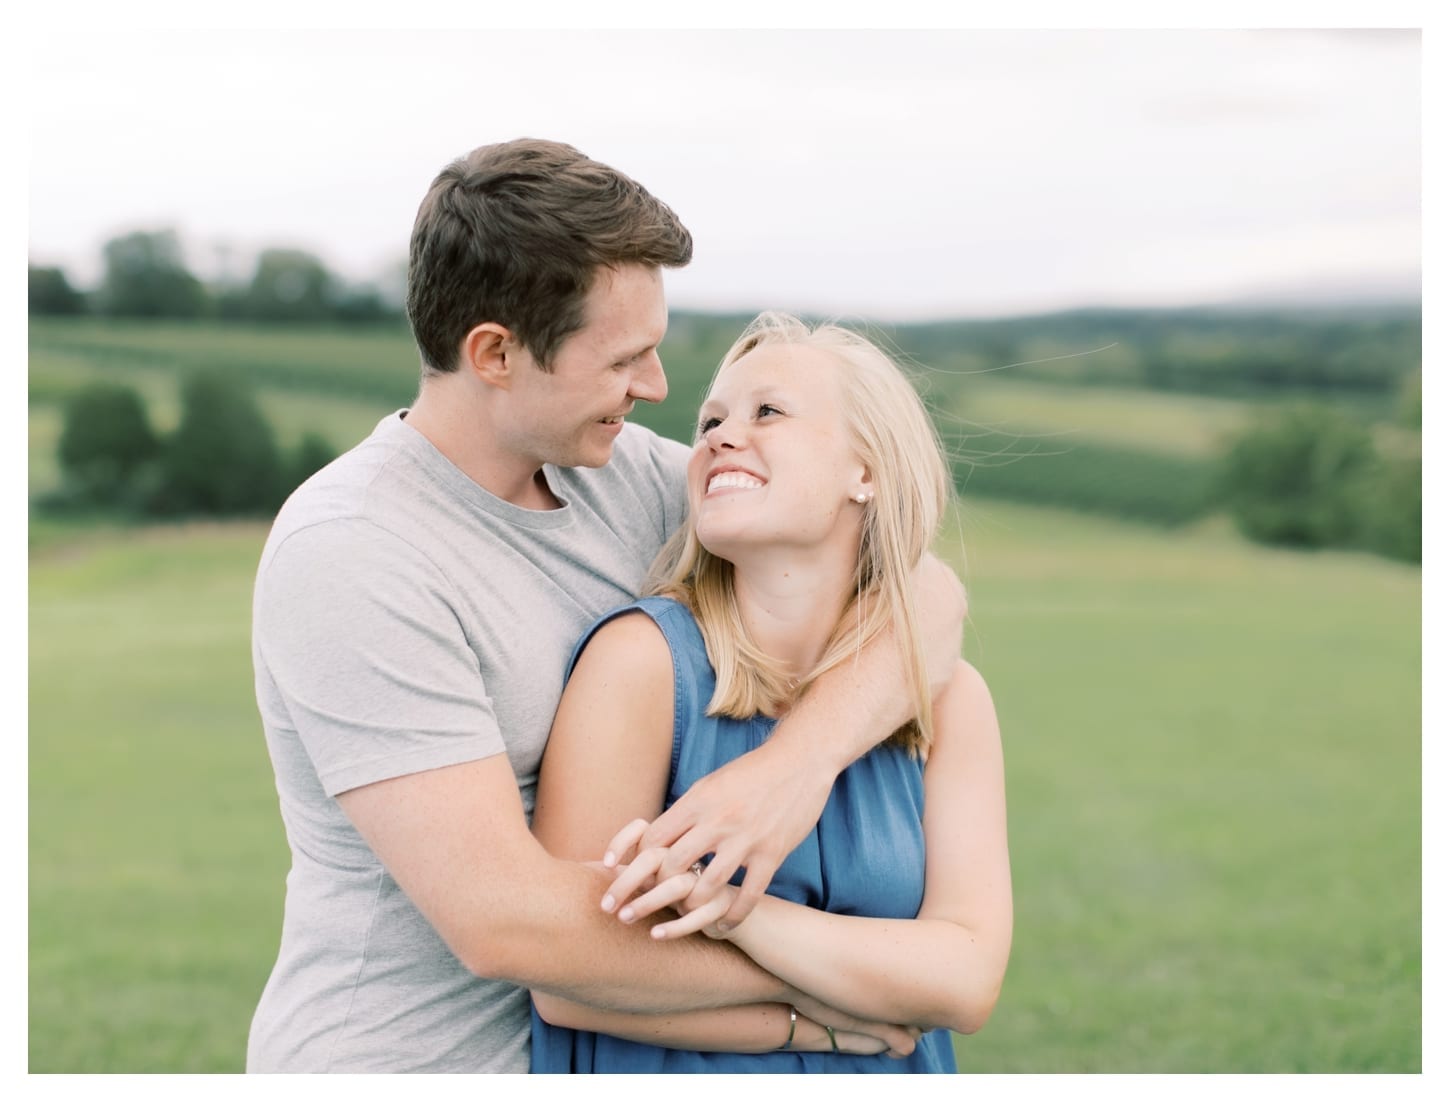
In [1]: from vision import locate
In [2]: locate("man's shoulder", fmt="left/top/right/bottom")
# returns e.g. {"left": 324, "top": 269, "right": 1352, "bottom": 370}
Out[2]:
{"left": 261, "top": 414, "right": 421, "bottom": 563}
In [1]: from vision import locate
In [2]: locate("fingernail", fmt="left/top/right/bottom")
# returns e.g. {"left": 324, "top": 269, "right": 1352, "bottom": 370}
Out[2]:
{"left": 651, "top": 926, "right": 666, "bottom": 939}
{"left": 601, "top": 894, "right": 615, "bottom": 912}
{"left": 717, "top": 921, "right": 733, "bottom": 933}
{"left": 603, "top": 851, "right": 617, "bottom": 868}
{"left": 619, "top": 906, "right": 635, "bottom": 923}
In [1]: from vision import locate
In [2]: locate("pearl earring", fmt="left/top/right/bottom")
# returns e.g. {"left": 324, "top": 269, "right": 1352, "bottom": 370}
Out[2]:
{"left": 852, "top": 492, "right": 870, "bottom": 505}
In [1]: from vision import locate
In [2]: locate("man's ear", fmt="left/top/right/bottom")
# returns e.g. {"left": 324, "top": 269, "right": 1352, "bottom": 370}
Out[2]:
{"left": 462, "top": 322, "right": 515, "bottom": 389}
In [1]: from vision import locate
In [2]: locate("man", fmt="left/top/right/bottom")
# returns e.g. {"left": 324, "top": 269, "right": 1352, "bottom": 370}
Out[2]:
{"left": 248, "top": 138, "right": 964, "bottom": 1072}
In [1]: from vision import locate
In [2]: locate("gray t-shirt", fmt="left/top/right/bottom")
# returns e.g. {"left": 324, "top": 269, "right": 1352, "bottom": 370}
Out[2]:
{"left": 247, "top": 411, "right": 689, "bottom": 1073}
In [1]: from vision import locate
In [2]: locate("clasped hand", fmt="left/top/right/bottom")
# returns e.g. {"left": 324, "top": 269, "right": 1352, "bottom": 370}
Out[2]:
{"left": 598, "top": 826, "right": 921, "bottom": 1059}
{"left": 599, "top": 818, "right": 739, "bottom": 940}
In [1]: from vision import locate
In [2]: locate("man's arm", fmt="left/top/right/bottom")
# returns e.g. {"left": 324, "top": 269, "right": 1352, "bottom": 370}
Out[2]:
{"left": 336, "top": 754, "right": 785, "bottom": 1013}
{"left": 618, "top": 554, "right": 968, "bottom": 928}
{"left": 259, "top": 521, "right": 780, "bottom": 1014}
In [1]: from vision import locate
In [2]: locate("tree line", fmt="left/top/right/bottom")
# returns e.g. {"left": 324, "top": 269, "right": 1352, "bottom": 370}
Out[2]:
{"left": 882, "top": 306, "right": 1422, "bottom": 398}
{"left": 30, "top": 231, "right": 1419, "bottom": 562}
{"left": 48, "top": 375, "right": 335, "bottom": 519}
{"left": 31, "top": 231, "right": 1421, "bottom": 402}
{"left": 44, "top": 370, "right": 1418, "bottom": 563}
{"left": 29, "top": 230, "right": 397, "bottom": 325}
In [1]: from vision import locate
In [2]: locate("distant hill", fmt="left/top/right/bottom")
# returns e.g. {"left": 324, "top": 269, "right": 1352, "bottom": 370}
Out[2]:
{"left": 662, "top": 302, "right": 1422, "bottom": 401}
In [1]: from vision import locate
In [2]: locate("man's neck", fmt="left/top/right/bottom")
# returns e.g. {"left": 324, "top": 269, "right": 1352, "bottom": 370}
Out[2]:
{"left": 404, "top": 378, "right": 561, "bottom": 510}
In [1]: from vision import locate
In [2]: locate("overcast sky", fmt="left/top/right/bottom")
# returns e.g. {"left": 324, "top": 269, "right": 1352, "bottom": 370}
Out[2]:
{"left": 26, "top": 24, "right": 1422, "bottom": 321}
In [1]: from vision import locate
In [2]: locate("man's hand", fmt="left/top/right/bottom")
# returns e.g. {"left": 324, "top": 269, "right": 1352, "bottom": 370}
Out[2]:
{"left": 915, "top": 553, "right": 968, "bottom": 699}
{"left": 602, "top": 734, "right": 833, "bottom": 932}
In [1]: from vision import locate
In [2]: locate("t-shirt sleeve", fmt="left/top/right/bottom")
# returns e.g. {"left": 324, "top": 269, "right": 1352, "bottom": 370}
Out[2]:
{"left": 254, "top": 518, "right": 505, "bottom": 796}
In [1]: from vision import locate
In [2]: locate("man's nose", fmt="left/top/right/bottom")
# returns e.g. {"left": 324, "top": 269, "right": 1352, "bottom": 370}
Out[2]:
{"left": 629, "top": 352, "right": 667, "bottom": 404}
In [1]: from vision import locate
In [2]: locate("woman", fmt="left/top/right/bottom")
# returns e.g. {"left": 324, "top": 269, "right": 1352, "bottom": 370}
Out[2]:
{"left": 529, "top": 312, "right": 1012, "bottom": 1072}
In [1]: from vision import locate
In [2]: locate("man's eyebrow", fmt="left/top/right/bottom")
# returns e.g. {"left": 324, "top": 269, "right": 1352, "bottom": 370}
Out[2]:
{"left": 613, "top": 341, "right": 656, "bottom": 364}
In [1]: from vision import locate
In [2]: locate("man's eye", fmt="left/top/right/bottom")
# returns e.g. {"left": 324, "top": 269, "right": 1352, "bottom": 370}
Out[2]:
{"left": 697, "top": 416, "right": 722, "bottom": 436}
{"left": 757, "top": 404, "right": 781, "bottom": 418}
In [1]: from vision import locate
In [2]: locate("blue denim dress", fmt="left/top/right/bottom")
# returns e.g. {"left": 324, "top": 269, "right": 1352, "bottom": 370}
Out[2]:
{"left": 530, "top": 596, "right": 956, "bottom": 1074}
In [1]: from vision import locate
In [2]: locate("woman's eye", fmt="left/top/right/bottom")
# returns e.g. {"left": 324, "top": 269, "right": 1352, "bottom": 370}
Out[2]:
{"left": 757, "top": 404, "right": 781, "bottom": 418}
{"left": 697, "top": 416, "right": 722, "bottom": 437}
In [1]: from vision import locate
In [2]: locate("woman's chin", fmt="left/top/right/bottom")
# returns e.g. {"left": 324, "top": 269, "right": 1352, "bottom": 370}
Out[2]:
{"left": 695, "top": 525, "right": 753, "bottom": 564}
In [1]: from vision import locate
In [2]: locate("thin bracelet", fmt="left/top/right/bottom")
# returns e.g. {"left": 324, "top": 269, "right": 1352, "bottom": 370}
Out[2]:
{"left": 781, "top": 1006, "right": 798, "bottom": 1050}
{"left": 824, "top": 1023, "right": 839, "bottom": 1053}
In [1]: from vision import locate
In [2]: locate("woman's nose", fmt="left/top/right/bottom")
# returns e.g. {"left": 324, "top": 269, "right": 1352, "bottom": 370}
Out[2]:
{"left": 705, "top": 421, "right": 740, "bottom": 450}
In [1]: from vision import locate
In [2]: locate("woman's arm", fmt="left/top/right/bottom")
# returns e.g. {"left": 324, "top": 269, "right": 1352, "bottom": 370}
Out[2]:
{"left": 530, "top": 612, "right": 675, "bottom": 862}
{"left": 531, "top": 995, "right": 903, "bottom": 1056}
{"left": 529, "top": 611, "right": 916, "bottom": 1056}
{"left": 612, "top": 659, "right": 1012, "bottom": 1035}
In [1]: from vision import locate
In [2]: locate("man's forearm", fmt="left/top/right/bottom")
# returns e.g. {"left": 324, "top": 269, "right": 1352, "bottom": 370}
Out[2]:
{"left": 771, "top": 633, "right": 908, "bottom": 773}
{"left": 466, "top": 855, "right": 785, "bottom": 1014}
{"left": 760, "top": 550, "right": 965, "bottom": 771}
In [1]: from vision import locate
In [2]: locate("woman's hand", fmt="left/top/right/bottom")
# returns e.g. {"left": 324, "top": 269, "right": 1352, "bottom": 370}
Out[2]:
{"left": 788, "top": 992, "right": 921, "bottom": 1058}
{"left": 601, "top": 743, "right": 837, "bottom": 935}
{"left": 600, "top": 826, "right": 742, "bottom": 939}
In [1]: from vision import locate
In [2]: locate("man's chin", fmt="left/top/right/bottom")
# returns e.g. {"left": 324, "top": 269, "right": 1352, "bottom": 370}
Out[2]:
{"left": 559, "top": 444, "right": 615, "bottom": 470}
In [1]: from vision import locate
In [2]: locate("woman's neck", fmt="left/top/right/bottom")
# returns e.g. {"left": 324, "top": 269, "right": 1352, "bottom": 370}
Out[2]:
{"left": 730, "top": 545, "right": 858, "bottom": 682}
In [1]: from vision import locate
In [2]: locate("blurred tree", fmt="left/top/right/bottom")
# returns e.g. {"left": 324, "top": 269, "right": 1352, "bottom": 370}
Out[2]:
{"left": 98, "top": 230, "right": 208, "bottom": 318}
{"left": 1356, "top": 450, "right": 1420, "bottom": 564}
{"left": 151, "top": 372, "right": 284, "bottom": 515}
{"left": 29, "top": 265, "right": 87, "bottom": 315}
{"left": 243, "top": 248, "right": 337, "bottom": 322}
{"left": 1397, "top": 370, "right": 1421, "bottom": 430}
{"left": 285, "top": 432, "right": 337, "bottom": 494}
{"left": 57, "top": 383, "right": 159, "bottom": 503}
{"left": 1217, "top": 404, "right": 1375, "bottom": 548}
{"left": 332, "top": 284, "right": 392, "bottom": 324}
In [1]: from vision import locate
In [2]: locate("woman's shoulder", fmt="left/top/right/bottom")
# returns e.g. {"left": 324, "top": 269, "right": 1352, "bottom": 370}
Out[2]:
{"left": 566, "top": 606, "right": 675, "bottom": 702}
{"left": 924, "top": 658, "right": 1002, "bottom": 764}
{"left": 570, "top": 596, "right": 703, "bottom": 676}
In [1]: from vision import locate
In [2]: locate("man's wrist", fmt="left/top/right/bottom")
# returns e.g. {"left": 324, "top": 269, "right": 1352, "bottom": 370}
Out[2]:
{"left": 770, "top": 697, "right": 866, "bottom": 777}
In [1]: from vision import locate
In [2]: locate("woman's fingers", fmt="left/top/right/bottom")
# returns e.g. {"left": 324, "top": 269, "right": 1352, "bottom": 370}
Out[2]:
{"left": 599, "top": 847, "right": 667, "bottom": 914}
{"left": 601, "top": 818, "right": 650, "bottom": 869}
{"left": 647, "top": 890, "right": 733, "bottom": 940}
{"left": 616, "top": 870, "right": 699, "bottom": 924}
{"left": 831, "top": 1030, "right": 891, "bottom": 1056}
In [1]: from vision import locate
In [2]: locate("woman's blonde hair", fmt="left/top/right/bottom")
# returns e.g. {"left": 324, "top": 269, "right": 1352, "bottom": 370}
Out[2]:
{"left": 647, "top": 311, "right": 950, "bottom": 755}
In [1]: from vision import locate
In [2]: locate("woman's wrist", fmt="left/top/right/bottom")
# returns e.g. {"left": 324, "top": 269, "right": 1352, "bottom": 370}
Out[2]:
{"left": 789, "top": 1013, "right": 833, "bottom": 1053}
{"left": 715, "top": 888, "right": 764, "bottom": 945}
{"left": 780, "top": 1005, "right": 798, "bottom": 1049}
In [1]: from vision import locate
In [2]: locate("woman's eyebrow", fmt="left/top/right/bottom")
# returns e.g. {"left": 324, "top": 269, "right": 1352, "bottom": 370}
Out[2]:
{"left": 698, "top": 384, "right": 793, "bottom": 415}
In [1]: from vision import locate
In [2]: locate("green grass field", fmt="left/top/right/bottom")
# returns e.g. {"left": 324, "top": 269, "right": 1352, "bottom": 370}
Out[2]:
{"left": 28, "top": 502, "right": 1421, "bottom": 1072}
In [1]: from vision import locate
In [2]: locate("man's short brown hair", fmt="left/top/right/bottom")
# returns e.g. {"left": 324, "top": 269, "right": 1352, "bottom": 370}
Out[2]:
{"left": 406, "top": 139, "right": 693, "bottom": 374}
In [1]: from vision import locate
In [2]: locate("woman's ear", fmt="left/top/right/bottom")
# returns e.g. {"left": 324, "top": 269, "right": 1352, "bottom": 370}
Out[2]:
{"left": 848, "top": 465, "right": 874, "bottom": 505}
